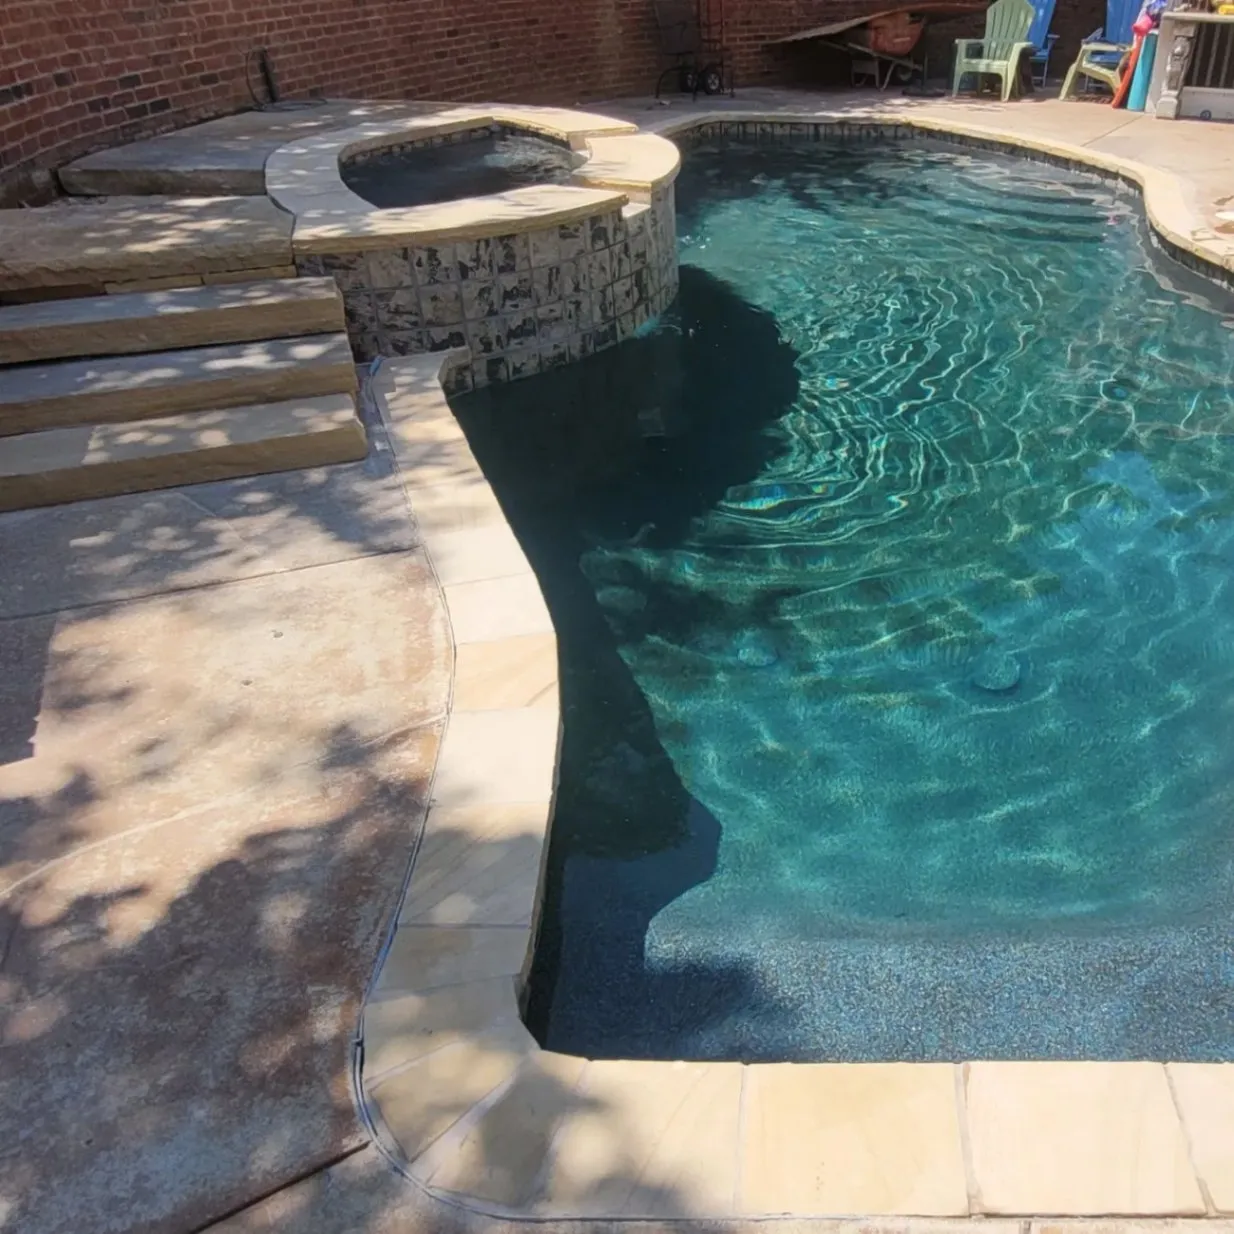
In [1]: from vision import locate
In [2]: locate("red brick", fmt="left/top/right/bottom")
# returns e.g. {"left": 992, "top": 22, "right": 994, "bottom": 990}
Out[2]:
{"left": 0, "top": 0, "right": 1106, "bottom": 206}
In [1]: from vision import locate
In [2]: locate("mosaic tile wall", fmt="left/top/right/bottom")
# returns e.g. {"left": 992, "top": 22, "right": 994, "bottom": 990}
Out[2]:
{"left": 297, "top": 188, "right": 678, "bottom": 391}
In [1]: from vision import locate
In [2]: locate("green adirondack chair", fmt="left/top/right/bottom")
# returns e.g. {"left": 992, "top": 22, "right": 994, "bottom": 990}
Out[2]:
{"left": 952, "top": 0, "right": 1036, "bottom": 101}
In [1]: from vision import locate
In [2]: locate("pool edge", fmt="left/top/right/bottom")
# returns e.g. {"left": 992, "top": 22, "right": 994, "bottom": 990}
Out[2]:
{"left": 355, "top": 349, "right": 1234, "bottom": 1226}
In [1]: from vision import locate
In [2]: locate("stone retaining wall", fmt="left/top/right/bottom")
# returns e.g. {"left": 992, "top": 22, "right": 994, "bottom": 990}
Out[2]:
{"left": 297, "top": 192, "right": 677, "bottom": 391}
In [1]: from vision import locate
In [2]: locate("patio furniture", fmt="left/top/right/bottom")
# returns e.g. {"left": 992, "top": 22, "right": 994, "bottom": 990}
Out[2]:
{"left": 653, "top": 0, "right": 732, "bottom": 98}
{"left": 1027, "top": 0, "right": 1061, "bottom": 85}
{"left": 952, "top": 0, "right": 1037, "bottom": 101}
{"left": 1060, "top": 0, "right": 1142, "bottom": 97}
{"left": 769, "top": 3, "right": 987, "bottom": 91}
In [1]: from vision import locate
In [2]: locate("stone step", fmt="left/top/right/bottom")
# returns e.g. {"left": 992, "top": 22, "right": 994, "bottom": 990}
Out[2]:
{"left": 0, "top": 195, "right": 294, "bottom": 297}
{"left": 0, "top": 333, "right": 357, "bottom": 438}
{"left": 0, "top": 394, "right": 369, "bottom": 512}
{"left": 0, "top": 278, "right": 346, "bottom": 365}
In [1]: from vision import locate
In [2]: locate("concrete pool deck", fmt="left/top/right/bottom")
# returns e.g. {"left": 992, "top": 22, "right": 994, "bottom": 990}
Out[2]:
{"left": 2, "top": 89, "right": 1233, "bottom": 1233}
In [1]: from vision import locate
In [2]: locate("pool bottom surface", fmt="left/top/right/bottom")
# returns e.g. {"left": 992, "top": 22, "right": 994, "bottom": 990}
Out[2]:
{"left": 454, "top": 137, "right": 1234, "bottom": 1062}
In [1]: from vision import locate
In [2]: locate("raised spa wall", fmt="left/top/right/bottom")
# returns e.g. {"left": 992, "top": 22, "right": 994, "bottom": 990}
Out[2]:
{"left": 267, "top": 110, "right": 680, "bottom": 393}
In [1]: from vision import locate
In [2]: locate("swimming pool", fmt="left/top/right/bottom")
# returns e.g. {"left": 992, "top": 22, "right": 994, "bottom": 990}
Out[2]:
{"left": 454, "top": 135, "right": 1234, "bottom": 1062}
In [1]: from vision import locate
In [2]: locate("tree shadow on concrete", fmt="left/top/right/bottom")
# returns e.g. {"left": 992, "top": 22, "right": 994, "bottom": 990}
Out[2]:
{"left": 0, "top": 390, "right": 448, "bottom": 1234}
{"left": 0, "top": 349, "right": 790, "bottom": 1234}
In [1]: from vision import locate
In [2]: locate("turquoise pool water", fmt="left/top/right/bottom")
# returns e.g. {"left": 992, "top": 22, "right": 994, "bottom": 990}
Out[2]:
{"left": 454, "top": 137, "right": 1234, "bottom": 1061}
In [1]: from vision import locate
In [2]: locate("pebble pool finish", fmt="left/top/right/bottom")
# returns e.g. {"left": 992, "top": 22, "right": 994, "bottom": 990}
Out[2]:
{"left": 342, "top": 126, "right": 577, "bottom": 209}
{"left": 453, "top": 135, "right": 1234, "bottom": 1063}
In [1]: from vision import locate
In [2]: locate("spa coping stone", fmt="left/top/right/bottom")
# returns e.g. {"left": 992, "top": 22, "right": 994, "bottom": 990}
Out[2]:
{"left": 267, "top": 105, "right": 680, "bottom": 385}
{"left": 362, "top": 347, "right": 1234, "bottom": 1226}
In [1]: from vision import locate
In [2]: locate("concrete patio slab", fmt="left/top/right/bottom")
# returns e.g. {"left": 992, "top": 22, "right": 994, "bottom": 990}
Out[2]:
{"left": 0, "top": 394, "right": 451, "bottom": 1234}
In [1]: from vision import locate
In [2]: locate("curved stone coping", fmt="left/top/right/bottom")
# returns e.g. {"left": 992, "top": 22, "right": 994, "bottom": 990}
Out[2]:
{"left": 364, "top": 353, "right": 1234, "bottom": 1226}
{"left": 266, "top": 105, "right": 680, "bottom": 255}
{"left": 654, "top": 109, "right": 1233, "bottom": 283}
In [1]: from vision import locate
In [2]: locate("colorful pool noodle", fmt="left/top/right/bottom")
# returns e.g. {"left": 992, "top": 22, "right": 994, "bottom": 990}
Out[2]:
{"left": 1127, "top": 29, "right": 1158, "bottom": 111}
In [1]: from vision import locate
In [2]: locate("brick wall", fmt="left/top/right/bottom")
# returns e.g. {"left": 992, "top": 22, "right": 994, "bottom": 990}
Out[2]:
{"left": 1, "top": 0, "right": 1104, "bottom": 207}
{"left": 0, "top": 0, "right": 666, "bottom": 204}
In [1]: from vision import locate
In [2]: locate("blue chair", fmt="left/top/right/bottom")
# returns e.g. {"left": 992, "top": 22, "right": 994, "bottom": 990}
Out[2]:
{"left": 1027, "top": 0, "right": 1060, "bottom": 86}
{"left": 1061, "top": 0, "right": 1142, "bottom": 97}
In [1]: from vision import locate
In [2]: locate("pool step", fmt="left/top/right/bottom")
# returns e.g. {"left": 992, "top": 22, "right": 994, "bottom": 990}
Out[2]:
{"left": 0, "top": 278, "right": 346, "bottom": 365}
{"left": 0, "top": 394, "right": 369, "bottom": 512}
{"left": 0, "top": 332, "right": 358, "bottom": 438}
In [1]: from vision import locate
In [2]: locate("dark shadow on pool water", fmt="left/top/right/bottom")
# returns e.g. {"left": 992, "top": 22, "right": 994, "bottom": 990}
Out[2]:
{"left": 452, "top": 141, "right": 1234, "bottom": 1061}
{"left": 454, "top": 266, "right": 807, "bottom": 1057}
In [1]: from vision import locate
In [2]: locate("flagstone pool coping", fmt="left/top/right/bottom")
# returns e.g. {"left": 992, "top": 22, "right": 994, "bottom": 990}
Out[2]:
{"left": 264, "top": 104, "right": 681, "bottom": 255}
{"left": 354, "top": 104, "right": 1234, "bottom": 1230}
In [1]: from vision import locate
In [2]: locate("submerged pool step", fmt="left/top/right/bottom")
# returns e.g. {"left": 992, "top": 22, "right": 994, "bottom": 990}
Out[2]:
{"left": 0, "top": 393, "right": 369, "bottom": 512}
{"left": 0, "top": 332, "right": 358, "bottom": 438}
{"left": 0, "top": 278, "right": 347, "bottom": 365}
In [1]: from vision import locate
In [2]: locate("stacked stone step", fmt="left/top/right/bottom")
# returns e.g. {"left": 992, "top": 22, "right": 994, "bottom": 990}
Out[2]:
{"left": 0, "top": 279, "right": 367, "bottom": 512}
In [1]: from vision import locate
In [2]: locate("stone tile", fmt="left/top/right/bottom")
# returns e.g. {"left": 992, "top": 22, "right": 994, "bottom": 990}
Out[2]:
{"left": 507, "top": 350, "right": 541, "bottom": 381}
{"left": 408, "top": 477, "right": 506, "bottom": 538}
{"left": 528, "top": 228, "right": 561, "bottom": 268}
{"left": 502, "top": 309, "right": 538, "bottom": 348}
{"left": 492, "top": 234, "right": 530, "bottom": 274}
{"left": 371, "top": 925, "right": 531, "bottom": 999}
{"left": 533, "top": 1060, "right": 742, "bottom": 1217}
{"left": 420, "top": 284, "right": 464, "bottom": 327}
{"left": 740, "top": 1062, "right": 968, "bottom": 1216}
{"left": 558, "top": 221, "right": 587, "bottom": 261}
{"left": 0, "top": 441, "right": 417, "bottom": 618}
{"left": 382, "top": 412, "right": 478, "bottom": 488}
{"left": 366, "top": 247, "right": 412, "bottom": 289}
{"left": 431, "top": 707, "right": 559, "bottom": 807}
{"left": 452, "top": 633, "right": 558, "bottom": 711}
{"left": 966, "top": 1062, "right": 1205, "bottom": 1216}
{"left": 422, "top": 1050, "right": 587, "bottom": 1206}
{"left": 443, "top": 573, "right": 554, "bottom": 644}
{"left": 455, "top": 238, "right": 494, "bottom": 281}
{"left": 422, "top": 522, "right": 529, "bottom": 586}
{"left": 498, "top": 271, "right": 536, "bottom": 312}
{"left": 383, "top": 329, "right": 427, "bottom": 356}
{"left": 399, "top": 802, "right": 548, "bottom": 927}
{"left": 588, "top": 213, "right": 615, "bottom": 251}
{"left": 482, "top": 355, "right": 509, "bottom": 385}
{"left": 423, "top": 324, "right": 467, "bottom": 352}
{"left": 460, "top": 277, "right": 500, "bottom": 320}
{"left": 373, "top": 286, "right": 421, "bottom": 330}
{"left": 589, "top": 247, "right": 613, "bottom": 288}
{"left": 361, "top": 977, "right": 525, "bottom": 1078}
{"left": 533, "top": 264, "right": 562, "bottom": 306}
{"left": 367, "top": 1033, "right": 530, "bottom": 1164}
{"left": 559, "top": 258, "right": 587, "bottom": 295}
{"left": 1169, "top": 1063, "right": 1234, "bottom": 1213}
{"left": 411, "top": 244, "right": 458, "bottom": 286}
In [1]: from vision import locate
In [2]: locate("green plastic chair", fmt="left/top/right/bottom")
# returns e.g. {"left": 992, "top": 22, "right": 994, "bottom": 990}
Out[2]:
{"left": 952, "top": 0, "right": 1036, "bottom": 102}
